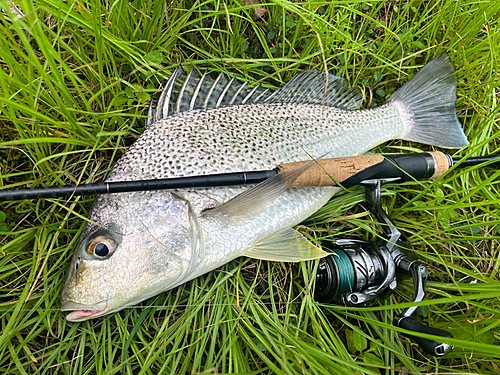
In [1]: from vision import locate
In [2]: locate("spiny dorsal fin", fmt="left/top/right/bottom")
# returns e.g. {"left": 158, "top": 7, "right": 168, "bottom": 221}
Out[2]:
{"left": 146, "top": 67, "right": 268, "bottom": 128}
{"left": 146, "top": 67, "right": 363, "bottom": 128}
{"left": 146, "top": 66, "right": 185, "bottom": 128}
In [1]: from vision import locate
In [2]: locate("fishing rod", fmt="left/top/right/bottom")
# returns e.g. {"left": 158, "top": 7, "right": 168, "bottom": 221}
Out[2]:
{"left": 1, "top": 151, "right": 499, "bottom": 202}
{"left": 1, "top": 151, "right": 499, "bottom": 356}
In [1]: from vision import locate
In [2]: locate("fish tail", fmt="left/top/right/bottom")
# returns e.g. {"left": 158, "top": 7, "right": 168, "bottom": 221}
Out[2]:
{"left": 388, "top": 54, "right": 468, "bottom": 149}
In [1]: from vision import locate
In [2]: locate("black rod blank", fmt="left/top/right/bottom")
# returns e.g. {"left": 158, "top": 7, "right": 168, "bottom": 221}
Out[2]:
{"left": 0, "top": 170, "right": 278, "bottom": 202}
{"left": 452, "top": 155, "right": 500, "bottom": 169}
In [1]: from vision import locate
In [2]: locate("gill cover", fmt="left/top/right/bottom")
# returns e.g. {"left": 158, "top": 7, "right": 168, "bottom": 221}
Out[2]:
{"left": 61, "top": 191, "right": 200, "bottom": 321}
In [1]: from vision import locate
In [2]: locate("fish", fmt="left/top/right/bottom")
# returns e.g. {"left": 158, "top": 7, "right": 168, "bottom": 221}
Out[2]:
{"left": 61, "top": 54, "right": 468, "bottom": 321}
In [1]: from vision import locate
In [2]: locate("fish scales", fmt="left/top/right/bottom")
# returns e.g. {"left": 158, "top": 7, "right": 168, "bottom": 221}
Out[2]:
{"left": 106, "top": 102, "right": 406, "bottom": 216}
{"left": 109, "top": 103, "right": 406, "bottom": 182}
{"left": 61, "top": 54, "right": 469, "bottom": 321}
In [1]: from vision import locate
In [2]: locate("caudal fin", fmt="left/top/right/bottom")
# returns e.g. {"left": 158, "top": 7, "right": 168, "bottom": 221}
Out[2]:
{"left": 388, "top": 54, "right": 468, "bottom": 149}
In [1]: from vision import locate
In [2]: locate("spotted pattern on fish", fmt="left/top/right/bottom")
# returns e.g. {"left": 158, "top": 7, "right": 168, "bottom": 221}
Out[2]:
{"left": 61, "top": 54, "right": 468, "bottom": 321}
{"left": 109, "top": 103, "right": 405, "bottom": 178}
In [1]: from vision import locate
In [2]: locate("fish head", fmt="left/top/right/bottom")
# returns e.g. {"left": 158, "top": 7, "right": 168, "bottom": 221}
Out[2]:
{"left": 61, "top": 191, "right": 201, "bottom": 321}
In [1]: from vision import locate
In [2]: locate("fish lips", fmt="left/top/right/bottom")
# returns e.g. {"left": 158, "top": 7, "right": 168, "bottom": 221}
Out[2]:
{"left": 61, "top": 300, "right": 108, "bottom": 322}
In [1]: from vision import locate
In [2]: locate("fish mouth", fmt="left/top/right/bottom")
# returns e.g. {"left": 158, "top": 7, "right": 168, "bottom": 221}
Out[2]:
{"left": 61, "top": 300, "right": 108, "bottom": 322}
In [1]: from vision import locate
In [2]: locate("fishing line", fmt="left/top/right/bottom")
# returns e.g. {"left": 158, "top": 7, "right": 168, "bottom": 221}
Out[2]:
{"left": 329, "top": 248, "right": 355, "bottom": 297}
{"left": 3, "top": 298, "right": 452, "bottom": 313}
{"left": 2, "top": 301, "right": 320, "bottom": 313}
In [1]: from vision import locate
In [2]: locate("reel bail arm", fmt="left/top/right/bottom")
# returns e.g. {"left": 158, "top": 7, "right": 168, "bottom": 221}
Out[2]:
{"left": 315, "top": 179, "right": 454, "bottom": 356}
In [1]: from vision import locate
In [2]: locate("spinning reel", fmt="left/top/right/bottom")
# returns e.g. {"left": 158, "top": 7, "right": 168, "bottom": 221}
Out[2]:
{"left": 315, "top": 179, "right": 454, "bottom": 357}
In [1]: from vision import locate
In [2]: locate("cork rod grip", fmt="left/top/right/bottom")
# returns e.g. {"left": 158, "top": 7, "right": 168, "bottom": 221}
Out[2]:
{"left": 428, "top": 151, "right": 451, "bottom": 179}
{"left": 277, "top": 155, "right": 386, "bottom": 187}
{"left": 277, "top": 152, "right": 451, "bottom": 187}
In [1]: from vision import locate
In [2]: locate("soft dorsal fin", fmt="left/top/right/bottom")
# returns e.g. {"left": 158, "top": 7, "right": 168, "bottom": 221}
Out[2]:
{"left": 262, "top": 70, "right": 363, "bottom": 110}
{"left": 146, "top": 67, "right": 363, "bottom": 128}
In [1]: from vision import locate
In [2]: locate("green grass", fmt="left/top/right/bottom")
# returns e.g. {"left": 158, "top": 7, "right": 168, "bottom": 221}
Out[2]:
{"left": 0, "top": 0, "right": 499, "bottom": 373}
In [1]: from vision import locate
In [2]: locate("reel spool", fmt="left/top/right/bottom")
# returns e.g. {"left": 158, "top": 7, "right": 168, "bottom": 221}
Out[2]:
{"left": 314, "top": 180, "right": 454, "bottom": 357}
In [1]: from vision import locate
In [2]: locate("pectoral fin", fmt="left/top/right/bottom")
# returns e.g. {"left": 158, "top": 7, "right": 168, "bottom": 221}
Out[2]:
{"left": 201, "top": 155, "right": 327, "bottom": 224}
{"left": 243, "top": 227, "right": 328, "bottom": 262}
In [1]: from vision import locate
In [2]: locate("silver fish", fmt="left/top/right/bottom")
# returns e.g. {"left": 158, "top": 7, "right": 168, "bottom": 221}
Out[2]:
{"left": 61, "top": 54, "right": 468, "bottom": 321}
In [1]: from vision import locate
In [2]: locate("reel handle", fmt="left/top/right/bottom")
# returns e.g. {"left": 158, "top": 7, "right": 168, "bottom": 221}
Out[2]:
{"left": 394, "top": 262, "right": 454, "bottom": 357}
{"left": 393, "top": 315, "right": 454, "bottom": 357}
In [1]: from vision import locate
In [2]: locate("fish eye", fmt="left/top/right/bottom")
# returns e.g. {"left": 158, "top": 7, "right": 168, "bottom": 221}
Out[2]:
{"left": 95, "top": 243, "right": 109, "bottom": 257}
{"left": 86, "top": 235, "right": 117, "bottom": 259}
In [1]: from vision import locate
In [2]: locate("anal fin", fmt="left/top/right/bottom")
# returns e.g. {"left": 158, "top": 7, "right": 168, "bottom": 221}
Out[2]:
{"left": 244, "top": 227, "right": 328, "bottom": 262}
